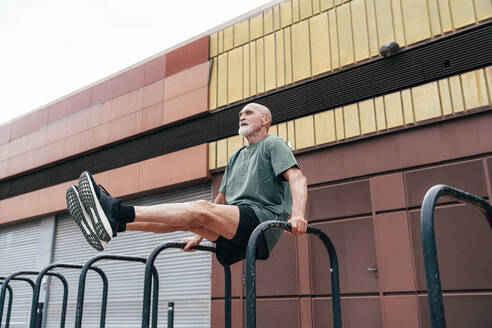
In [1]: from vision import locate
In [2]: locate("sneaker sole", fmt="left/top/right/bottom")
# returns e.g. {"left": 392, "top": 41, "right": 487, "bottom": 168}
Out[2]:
{"left": 66, "top": 186, "right": 106, "bottom": 251}
{"left": 78, "top": 171, "right": 113, "bottom": 242}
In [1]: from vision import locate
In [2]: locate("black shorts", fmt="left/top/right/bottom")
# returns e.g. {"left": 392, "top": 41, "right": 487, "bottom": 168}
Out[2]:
{"left": 214, "top": 205, "right": 269, "bottom": 266}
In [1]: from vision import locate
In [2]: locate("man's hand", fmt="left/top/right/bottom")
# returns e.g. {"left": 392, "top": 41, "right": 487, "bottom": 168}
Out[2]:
{"left": 182, "top": 235, "right": 203, "bottom": 252}
{"left": 287, "top": 217, "right": 308, "bottom": 235}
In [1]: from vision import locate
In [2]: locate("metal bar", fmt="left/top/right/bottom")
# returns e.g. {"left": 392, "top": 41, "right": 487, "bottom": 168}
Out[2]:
{"left": 245, "top": 221, "right": 341, "bottom": 328}
{"left": 0, "top": 283, "right": 12, "bottom": 328}
{"left": 420, "top": 184, "right": 492, "bottom": 328}
{"left": 34, "top": 303, "right": 43, "bottom": 328}
{"left": 75, "top": 255, "right": 159, "bottom": 328}
{"left": 167, "top": 302, "right": 174, "bottom": 328}
{"left": 223, "top": 265, "right": 231, "bottom": 328}
{"left": 0, "top": 273, "right": 35, "bottom": 327}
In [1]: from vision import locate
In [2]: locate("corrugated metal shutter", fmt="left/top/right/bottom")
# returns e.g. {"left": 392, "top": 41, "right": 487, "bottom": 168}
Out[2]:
{"left": 0, "top": 220, "right": 41, "bottom": 328}
{"left": 46, "top": 183, "right": 212, "bottom": 327}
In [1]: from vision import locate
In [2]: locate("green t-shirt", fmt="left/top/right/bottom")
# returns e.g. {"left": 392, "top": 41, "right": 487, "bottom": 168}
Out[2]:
{"left": 219, "top": 135, "right": 298, "bottom": 253}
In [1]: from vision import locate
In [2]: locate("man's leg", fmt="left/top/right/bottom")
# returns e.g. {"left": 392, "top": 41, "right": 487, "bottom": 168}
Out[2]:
{"left": 126, "top": 221, "right": 220, "bottom": 242}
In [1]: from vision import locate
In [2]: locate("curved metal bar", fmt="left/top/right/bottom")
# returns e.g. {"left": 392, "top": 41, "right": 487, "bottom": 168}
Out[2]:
{"left": 245, "top": 221, "right": 341, "bottom": 328}
{"left": 140, "top": 242, "right": 231, "bottom": 328}
{"left": 420, "top": 184, "right": 492, "bottom": 328}
{"left": 75, "top": 254, "right": 159, "bottom": 328}
{"left": 28, "top": 264, "right": 108, "bottom": 328}
{"left": 0, "top": 283, "right": 12, "bottom": 328}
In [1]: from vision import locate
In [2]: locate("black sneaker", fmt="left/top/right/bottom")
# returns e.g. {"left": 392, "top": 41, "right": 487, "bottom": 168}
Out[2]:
{"left": 77, "top": 171, "right": 126, "bottom": 242}
{"left": 66, "top": 185, "right": 106, "bottom": 251}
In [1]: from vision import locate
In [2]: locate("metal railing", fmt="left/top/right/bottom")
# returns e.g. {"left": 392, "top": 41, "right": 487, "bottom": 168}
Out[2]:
{"left": 0, "top": 283, "right": 12, "bottom": 328}
{"left": 420, "top": 184, "right": 492, "bottom": 328}
{"left": 245, "top": 221, "right": 341, "bottom": 328}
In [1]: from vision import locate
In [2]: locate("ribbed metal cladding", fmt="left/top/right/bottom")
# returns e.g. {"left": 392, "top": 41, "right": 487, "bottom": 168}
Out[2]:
{"left": 46, "top": 183, "right": 212, "bottom": 328}
{"left": 0, "top": 220, "right": 41, "bottom": 327}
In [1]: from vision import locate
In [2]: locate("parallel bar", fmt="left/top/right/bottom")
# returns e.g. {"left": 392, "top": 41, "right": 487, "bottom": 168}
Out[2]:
{"left": 0, "top": 283, "right": 12, "bottom": 328}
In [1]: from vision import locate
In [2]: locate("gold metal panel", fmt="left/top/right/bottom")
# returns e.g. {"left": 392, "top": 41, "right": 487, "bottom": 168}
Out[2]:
{"left": 391, "top": 0, "right": 406, "bottom": 46}
{"left": 287, "top": 120, "right": 296, "bottom": 149}
{"left": 292, "top": 20, "right": 312, "bottom": 81}
{"left": 278, "top": 122, "right": 288, "bottom": 141}
{"left": 328, "top": 9, "right": 340, "bottom": 69}
{"left": 280, "top": 1, "right": 293, "bottom": 28}
{"left": 250, "top": 41, "right": 257, "bottom": 96}
{"left": 335, "top": 107, "right": 345, "bottom": 140}
{"left": 209, "top": 57, "right": 218, "bottom": 110}
{"left": 313, "top": 0, "right": 321, "bottom": 15}
{"left": 449, "top": 75, "right": 465, "bottom": 113}
{"left": 335, "top": 0, "right": 342, "bottom": 5}
{"left": 264, "top": 33, "right": 277, "bottom": 92}
{"left": 293, "top": 0, "right": 301, "bottom": 23}
{"left": 224, "top": 26, "right": 234, "bottom": 52}
{"left": 209, "top": 142, "right": 217, "bottom": 170}
{"left": 250, "top": 13, "right": 264, "bottom": 40}
{"left": 243, "top": 44, "right": 251, "bottom": 98}
{"left": 366, "top": 0, "right": 380, "bottom": 56}
{"left": 314, "top": 110, "right": 336, "bottom": 144}
{"left": 217, "top": 138, "right": 228, "bottom": 168}
{"left": 264, "top": 8, "right": 274, "bottom": 35}
{"left": 320, "top": 0, "right": 334, "bottom": 12}
{"left": 276, "top": 30, "right": 286, "bottom": 87}
{"left": 300, "top": 0, "right": 313, "bottom": 20}
{"left": 437, "top": 0, "right": 453, "bottom": 32}
{"left": 384, "top": 91, "right": 404, "bottom": 129}
{"left": 343, "top": 104, "right": 360, "bottom": 138}
{"left": 285, "top": 27, "right": 293, "bottom": 84}
{"left": 438, "top": 79, "right": 453, "bottom": 116}
{"left": 474, "top": 0, "right": 492, "bottom": 21}
{"left": 427, "top": 0, "right": 442, "bottom": 36}
{"left": 412, "top": 81, "right": 442, "bottom": 122}
{"left": 217, "top": 53, "right": 228, "bottom": 107}
{"left": 486, "top": 66, "right": 492, "bottom": 104}
{"left": 359, "top": 99, "right": 377, "bottom": 134}
{"left": 256, "top": 38, "right": 265, "bottom": 94}
{"left": 228, "top": 47, "right": 243, "bottom": 104}
{"left": 295, "top": 116, "right": 315, "bottom": 149}
{"left": 375, "top": 96, "right": 386, "bottom": 131}
{"left": 234, "top": 20, "right": 250, "bottom": 47}
{"left": 218, "top": 30, "right": 224, "bottom": 54}
{"left": 337, "top": 4, "right": 354, "bottom": 67}
{"left": 401, "top": 89, "right": 415, "bottom": 124}
{"left": 375, "top": 0, "right": 394, "bottom": 46}
{"left": 269, "top": 124, "right": 278, "bottom": 137}
{"left": 351, "top": 0, "right": 370, "bottom": 62}
{"left": 274, "top": 5, "right": 281, "bottom": 31}
{"left": 310, "top": 13, "right": 331, "bottom": 76}
{"left": 449, "top": 0, "right": 476, "bottom": 28}
{"left": 210, "top": 33, "right": 218, "bottom": 57}
{"left": 402, "top": 0, "right": 431, "bottom": 45}
{"left": 227, "top": 135, "right": 244, "bottom": 158}
{"left": 461, "top": 70, "right": 488, "bottom": 110}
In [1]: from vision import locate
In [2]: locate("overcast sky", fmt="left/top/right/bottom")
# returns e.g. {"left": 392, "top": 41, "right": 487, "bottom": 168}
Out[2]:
{"left": 0, "top": 0, "right": 272, "bottom": 126}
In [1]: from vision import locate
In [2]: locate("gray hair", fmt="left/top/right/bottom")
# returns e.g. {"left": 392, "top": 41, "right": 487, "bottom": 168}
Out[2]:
{"left": 245, "top": 103, "right": 272, "bottom": 125}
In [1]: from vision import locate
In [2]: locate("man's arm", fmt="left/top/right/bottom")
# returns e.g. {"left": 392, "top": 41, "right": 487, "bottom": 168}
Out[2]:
{"left": 214, "top": 192, "right": 227, "bottom": 205}
{"left": 283, "top": 167, "right": 308, "bottom": 235}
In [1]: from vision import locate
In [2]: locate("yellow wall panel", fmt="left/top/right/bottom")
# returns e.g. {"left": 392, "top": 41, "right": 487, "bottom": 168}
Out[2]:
{"left": 359, "top": 99, "right": 377, "bottom": 134}
{"left": 313, "top": 0, "right": 321, "bottom": 14}
{"left": 402, "top": 0, "right": 431, "bottom": 45}
{"left": 210, "top": 33, "right": 218, "bottom": 57}
{"left": 269, "top": 124, "right": 278, "bottom": 137}
{"left": 209, "top": 57, "right": 218, "bottom": 110}
{"left": 351, "top": 0, "right": 370, "bottom": 62}
{"left": 293, "top": 0, "right": 301, "bottom": 23}
{"left": 427, "top": 0, "right": 442, "bottom": 36}
{"left": 335, "top": 107, "right": 345, "bottom": 140}
{"left": 256, "top": 38, "right": 265, "bottom": 93}
{"left": 328, "top": 9, "right": 340, "bottom": 69}
{"left": 287, "top": 121, "right": 296, "bottom": 149}
{"left": 292, "top": 20, "right": 312, "bottom": 81}
{"left": 274, "top": 5, "right": 281, "bottom": 31}
{"left": 320, "top": 0, "right": 334, "bottom": 12}
{"left": 437, "top": 0, "right": 453, "bottom": 32}
{"left": 295, "top": 116, "right": 315, "bottom": 149}
{"left": 208, "top": 142, "right": 216, "bottom": 170}
{"left": 391, "top": 0, "right": 406, "bottom": 46}
{"left": 337, "top": 4, "right": 355, "bottom": 67}
{"left": 280, "top": 1, "right": 293, "bottom": 28}
{"left": 438, "top": 79, "right": 453, "bottom": 116}
{"left": 278, "top": 122, "right": 288, "bottom": 141}
{"left": 461, "top": 70, "right": 488, "bottom": 110}
{"left": 250, "top": 41, "right": 257, "bottom": 96}
{"left": 250, "top": 13, "right": 264, "bottom": 40}
{"left": 243, "top": 44, "right": 251, "bottom": 97}
{"left": 384, "top": 91, "right": 404, "bottom": 129}
{"left": 449, "top": 0, "right": 476, "bottom": 28}
{"left": 412, "top": 81, "right": 442, "bottom": 122}
{"left": 264, "top": 34, "right": 277, "bottom": 92}
{"left": 300, "top": 0, "right": 313, "bottom": 19}
{"left": 449, "top": 75, "right": 465, "bottom": 113}
{"left": 375, "top": 96, "right": 386, "bottom": 131}
{"left": 310, "top": 13, "right": 331, "bottom": 75}
{"left": 401, "top": 89, "right": 415, "bottom": 124}
{"left": 264, "top": 8, "right": 274, "bottom": 35}
{"left": 234, "top": 20, "right": 250, "bottom": 47}
{"left": 486, "top": 67, "right": 492, "bottom": 104}
{"left": 366, "top": 0, "right": 380, "bottom": 56}
{"left": 276, "top": 30, "right": 286, "bottom": 87}
{"left": 343, "top": 104, "right": 360, "bottom": 138}
{"left": 217, "top": 139, "right": 228, "bottom": 168}
{"left": 227, "top": 135, "right": 244, "bottom": 158}
{"left": 314, "top": 110, "right": 336, "bottom": 144}
{"left": 224, "top": 26, "right": 234, "bottom": 52}
{"left": 335, "top": 0, "right": 342, "bottom": 5}
{"left": 217, "top": 53, "right": 228, "bottom": 107}
{"left": 375, "top": 0, "right": 394, "bottom": 46}
{"left": 228, "top": 47, "right": 243, "bottom": 104}
{"left": 474, "top": 0, "right": 492, "bottom": 21}
{"left": 218, "top": 30, "right": 224, "bottom": 54}
{"left": 285, "top": 27, "right": 293, "bottom": 84}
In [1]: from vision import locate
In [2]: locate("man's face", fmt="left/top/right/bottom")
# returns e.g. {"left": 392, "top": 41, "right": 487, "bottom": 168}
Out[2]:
{"left": 238, "top": 105, "right": 265, "bottom": 137}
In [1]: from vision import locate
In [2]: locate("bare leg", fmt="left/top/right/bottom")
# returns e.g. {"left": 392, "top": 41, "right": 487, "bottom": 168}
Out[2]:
{"left": 127, "top": 222, "right": 219, "bottom": 241}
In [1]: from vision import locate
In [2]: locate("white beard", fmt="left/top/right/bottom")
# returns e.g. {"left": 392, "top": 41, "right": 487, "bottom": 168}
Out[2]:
{"left": 238, "top": 125, "right": 252, "bottom": 137}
